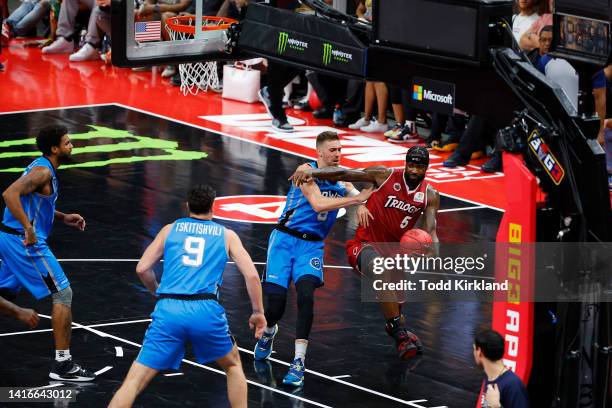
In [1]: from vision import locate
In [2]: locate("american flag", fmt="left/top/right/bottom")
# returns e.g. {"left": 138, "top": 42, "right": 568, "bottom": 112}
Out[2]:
{"left": 134, "top": 21, "right": 161, "bottom": 42}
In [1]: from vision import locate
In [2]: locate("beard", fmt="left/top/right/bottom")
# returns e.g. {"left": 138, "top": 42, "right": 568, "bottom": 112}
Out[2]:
{"left": 406, "top": 173, "right": 424, "bottom": 189}
{"left": 57, "top": 152, "right": 74, "bottom": 165}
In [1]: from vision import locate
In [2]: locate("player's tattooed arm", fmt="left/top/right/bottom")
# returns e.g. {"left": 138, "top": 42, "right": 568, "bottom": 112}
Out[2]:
{"left": 136, "top": 224, "right": 172, "bottom": 295}
{"left": 300, "top": 181, "right": 372, "bottom": 213}
{"left": 2, "top": 167, "right": 52, "bottom": 244}
{"left": 290, "top": 165, "right": 391, "bottom": 187}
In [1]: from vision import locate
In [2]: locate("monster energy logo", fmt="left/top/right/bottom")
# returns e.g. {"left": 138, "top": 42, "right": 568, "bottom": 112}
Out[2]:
{"left": 322, "top": 43, "right": 352, "bottom": 65}
{"left": 278, "top": 32, "right": 289, "bottom": 54}
{"left": 323, "top": 43, "right": 332, "bottom": 65}
{"left": 277, "top": 32, "right": 308, "bottom": 54}
{"left": 0, "top": 125, "right": 208, "bottom": 172}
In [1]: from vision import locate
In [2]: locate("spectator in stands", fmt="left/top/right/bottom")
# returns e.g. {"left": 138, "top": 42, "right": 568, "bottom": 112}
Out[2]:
{"left": 68, "top": 0, "right": 111, "bottom": 61}
{"left": 256, "top": 0, "right": 302, "bottom": 133}
{"left": 41, "top": 0, "right": 98, "bottom": 55}
{"left": 511, "top": 0, "right": 540, "bottom": 45}
{"left": 2, "top": 0, "right": 50, "bottom": 40}
{"left": 442, "top": 115, "right": 489, "bottom": 168}
{"left": 137, "top": 0, "right": 192, "bottom": 77}
{"left": 519, "top": 0, "right": 552, "bottom": 50}
{"left": 384, "top": 86, "right": 421, "bottom": 143}
{"left": 474, "top": 329, "right": 529, "bottom": 408}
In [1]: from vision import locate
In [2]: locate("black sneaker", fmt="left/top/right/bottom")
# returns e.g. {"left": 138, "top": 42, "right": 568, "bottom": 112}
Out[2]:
{"left": 443, "top": 151, "right": 470, "bottom": 168}
{"left": 481, "top": 152, "right": 502, "bottom": 173}
{"left": 272, "top": 118, "right": 294, "bottom": 133}
{"left": 258, "top": 86, "right": 274, "bottom": 117}
{"left": 50, "top": 359, "right": 96, "bottom": 382}
{"left": 393, "top": 329, "right": 423, "bottom": 360}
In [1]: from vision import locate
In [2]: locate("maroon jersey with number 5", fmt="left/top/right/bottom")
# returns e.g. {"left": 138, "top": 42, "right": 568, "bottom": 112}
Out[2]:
{"left": 354, "top": 168, "right": 429, "bottom": 243}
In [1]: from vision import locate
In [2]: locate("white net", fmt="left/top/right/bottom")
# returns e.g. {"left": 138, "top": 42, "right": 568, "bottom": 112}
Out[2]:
{"left": 165, "top": 17, "right": 220, "bottom": 96}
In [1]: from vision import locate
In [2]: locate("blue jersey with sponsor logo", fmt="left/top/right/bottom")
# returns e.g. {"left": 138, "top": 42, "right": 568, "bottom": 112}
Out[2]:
{"left": 278, "top": 162, "right": 346, "bottom": 239}
{"left": 2, "top": 157, "right": 58, "bottom": 241}
{"left": 158, "top": 218, "right": 227, "bottom": 296}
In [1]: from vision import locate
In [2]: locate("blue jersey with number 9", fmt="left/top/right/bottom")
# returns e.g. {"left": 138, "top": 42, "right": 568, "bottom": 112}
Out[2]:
{"left": 157, "top": 218, "right": 227, "bottom": 296}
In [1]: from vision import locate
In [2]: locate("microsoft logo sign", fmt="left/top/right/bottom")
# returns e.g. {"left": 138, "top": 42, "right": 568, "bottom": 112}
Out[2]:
{"left": 277, "top": 32, "right": 308, "bottom": 54}
{"left": 413, "top": 85, "right": 423, "bottom": 101}
{"left": 322, "top": 43, "right": 353, "bottom": 65}
{"left": 413, "top": 84, "right": 453, "bottom": 105}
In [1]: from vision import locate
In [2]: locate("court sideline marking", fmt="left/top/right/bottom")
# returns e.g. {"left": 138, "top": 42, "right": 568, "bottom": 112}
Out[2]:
{"left": 0, "top": 103, "right": 504, "bottom": 213}
{"left": 36, "top": 314, "right": 333, "bottom": 408}
{"left": 2, "top": 316, "right": 449, "bottom": 407}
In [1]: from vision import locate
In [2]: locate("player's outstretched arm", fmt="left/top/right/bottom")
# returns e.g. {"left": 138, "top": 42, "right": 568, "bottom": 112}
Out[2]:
{"left": 226, "top": 229, "right": 266, "bottom": 339}
{"left": 423, "top": 186, "right": 440, "bottom": 254}
{"left": 300, "top": 182, "right": 372, "bottom": 213}
{"left": 290, "top": 166, "right": 392, "bottom": 187}
{"left": 2, "top": 166, "right": 52, "bottom": 245}
{"left": 136, "top": 224, "right": 172, "bottom": 296}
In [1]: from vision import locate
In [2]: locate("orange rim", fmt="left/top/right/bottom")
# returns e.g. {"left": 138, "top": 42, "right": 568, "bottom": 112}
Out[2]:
{"left": 165, "top": 16, "right": 238, "bottom": 35}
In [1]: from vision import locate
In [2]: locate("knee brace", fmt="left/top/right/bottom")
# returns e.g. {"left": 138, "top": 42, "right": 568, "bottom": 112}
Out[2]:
{"left": 296, "top": 278, "right": 317, "bottom": 340}
{"left": 52, "top": 286, "right": 73, "bottom": 306}
{"left": 263, "top": 283, "right": 287, "bottom": 327}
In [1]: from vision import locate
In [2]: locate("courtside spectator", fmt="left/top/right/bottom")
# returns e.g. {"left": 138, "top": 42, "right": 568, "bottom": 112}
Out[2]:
{"left": 474, "top": 330, "right": 529, "bottom": 408}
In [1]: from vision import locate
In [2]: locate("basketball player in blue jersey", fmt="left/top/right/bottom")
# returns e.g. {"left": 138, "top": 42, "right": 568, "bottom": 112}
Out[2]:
{"left": 109, "top": 185, "right": 266, "bottom": 408}
{"left": 0, "top": 125, "right": 95, "bottom": 381}
{"left": 253, "top": 131, "right": 373, "bottom": 387}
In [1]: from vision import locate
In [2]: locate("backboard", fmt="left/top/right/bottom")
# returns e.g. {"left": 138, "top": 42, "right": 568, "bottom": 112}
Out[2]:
{"left": 110, "top": 0, "right": 239, "bottom": 67}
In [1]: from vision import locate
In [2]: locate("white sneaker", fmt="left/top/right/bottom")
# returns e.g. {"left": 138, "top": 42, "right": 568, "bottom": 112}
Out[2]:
{"left": 69, "top": 43, "right": 99, "bottom": 62}
{"left": 349, "top": 117, "right": 370, "bottom": 130}
{"left": 42, "top": 37, "right": 74, "bottom": 54}
{"left": 360, "top": 121, "right": 389, "bottom": 133}
{"left": 161, "top": 65, "right": 177, "bottom": 78}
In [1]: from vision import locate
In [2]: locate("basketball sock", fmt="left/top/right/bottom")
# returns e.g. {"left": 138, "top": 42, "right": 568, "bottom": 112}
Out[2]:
{"left": 264, "top": 325, "right": 277, "bottom": 336}
{"left": 386, "top": 316, "right": 406, "bottom": 341}
{"left": 294, "top": 339, "right": 308, "bottom": 362}
{"left": 55, "top": 349, "right": 71, "bottom": 362}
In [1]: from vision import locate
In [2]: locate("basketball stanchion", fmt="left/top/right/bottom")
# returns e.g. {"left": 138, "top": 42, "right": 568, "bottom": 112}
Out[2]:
{"left": 165, "top": 16, "right": 237, "bottom": 96}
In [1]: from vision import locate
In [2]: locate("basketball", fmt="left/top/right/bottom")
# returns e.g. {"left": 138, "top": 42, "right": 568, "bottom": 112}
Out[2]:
{"left": 400, "top": 229, "right": 433, "bottom": 254}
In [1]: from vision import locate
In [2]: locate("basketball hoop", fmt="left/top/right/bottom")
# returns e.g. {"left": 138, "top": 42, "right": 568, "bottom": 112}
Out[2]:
{"left": 165, "top": 16, "right": 238, "bottom": 96}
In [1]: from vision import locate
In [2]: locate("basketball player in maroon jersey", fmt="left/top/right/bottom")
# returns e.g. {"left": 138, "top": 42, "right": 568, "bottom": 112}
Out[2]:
{"left": 290, "top": 146, "right": 439, "bottom": 359}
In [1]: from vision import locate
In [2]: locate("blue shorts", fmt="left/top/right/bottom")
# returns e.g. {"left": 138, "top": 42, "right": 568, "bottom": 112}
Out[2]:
{"left": 263, "top": 229, "right": 324, "bottom": 290}
{"left": 0, "top": 231, "right": 69, "bottom": 300}
{"left": 137, "top": 298, "right": 234, "bottom": 371}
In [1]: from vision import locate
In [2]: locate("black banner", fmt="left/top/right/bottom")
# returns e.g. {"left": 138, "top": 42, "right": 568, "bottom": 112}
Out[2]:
{"left": 238, "top": 3, "right": 367, "bottom": 77}
{"left": 409, "top": 76, "right": 456, "bottom": 115}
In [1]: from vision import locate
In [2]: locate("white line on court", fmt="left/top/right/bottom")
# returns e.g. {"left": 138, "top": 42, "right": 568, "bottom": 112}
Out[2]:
{"left": 0, "top": 103, "right": 115, "bottom": 116}
{"left": 163, "top": 373, "right": 184, "bottom": 377}
{"left": 0, "top": 318, "right": 153, "bottom": 337}
{"left": 115, "top": 347, "right": 124, "bottom": 357}
{"left": 437, "top": 205, "right": 486, "bottom": 213}
{"left": 36, "top": 315, "right": 333, "bottom": 408}
{"left": 331, "top": 375, "right": 351, "bottom": 379}
{"left": 112, "top": 102, "right": 504, "bottom": 213}
{"left": 237, "top": 346, "right": 439, "bottom": 407}
{"left": 27, "top": 383, "right": 65, "bottom": 391}
{"left": 17, "top": 315, "right": 444, "bottom": 407}
{"left": 95, "top": 366, "right": 113, "bottom": 376}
